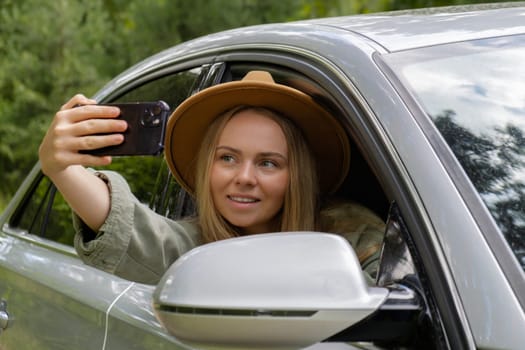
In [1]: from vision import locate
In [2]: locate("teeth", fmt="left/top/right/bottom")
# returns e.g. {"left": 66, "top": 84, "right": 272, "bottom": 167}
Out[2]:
{"left": 229, "top": 196, "right": 257, "bottom": 203}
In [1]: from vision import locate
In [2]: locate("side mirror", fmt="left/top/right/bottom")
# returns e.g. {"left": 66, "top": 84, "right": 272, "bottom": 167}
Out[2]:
{"left": 153, "top": 232, "right": 411, "bottom": 349}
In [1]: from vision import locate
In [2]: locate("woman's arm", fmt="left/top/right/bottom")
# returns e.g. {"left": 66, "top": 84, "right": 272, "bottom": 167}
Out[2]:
{"left": 74, "top": 171, "right": 201, "bottom": 284}
{"left": 38, "top": 94, "right": 127, "bottom": 231}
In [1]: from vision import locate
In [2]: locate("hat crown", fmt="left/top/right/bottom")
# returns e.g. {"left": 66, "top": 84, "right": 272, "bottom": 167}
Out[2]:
{"left": 242, "top": 70, "right": 275, "bottom": 83}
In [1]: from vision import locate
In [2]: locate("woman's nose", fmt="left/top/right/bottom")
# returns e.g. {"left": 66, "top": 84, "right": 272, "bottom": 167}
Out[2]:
{"left": 235, "top": 162, "right": 257, "bottom": 186}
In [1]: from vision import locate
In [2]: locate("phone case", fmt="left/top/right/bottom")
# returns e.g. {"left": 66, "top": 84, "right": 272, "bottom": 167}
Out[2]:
{"left": 86, "top": 101, "right": 170, "bottom": 156}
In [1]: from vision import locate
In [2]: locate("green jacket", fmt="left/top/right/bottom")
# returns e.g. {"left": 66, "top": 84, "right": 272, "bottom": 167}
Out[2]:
{"left": 74, "top": 171, "right": 385, "bottom": 284}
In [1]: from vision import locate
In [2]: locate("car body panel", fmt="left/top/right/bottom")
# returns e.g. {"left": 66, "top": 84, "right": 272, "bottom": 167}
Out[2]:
{"left": 0, "top": 229, "right": 115, "bottom": 349}
{"left": 307, "top": 3, "right": 525, "bottom": 52}
{"left": 104, "top": 283, "right": 190, "bottom": 349}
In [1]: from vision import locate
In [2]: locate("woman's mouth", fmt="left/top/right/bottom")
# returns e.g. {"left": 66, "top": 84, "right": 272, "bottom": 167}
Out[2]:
{"left": 227, "top": 195, "right": 259, "bottom": 203}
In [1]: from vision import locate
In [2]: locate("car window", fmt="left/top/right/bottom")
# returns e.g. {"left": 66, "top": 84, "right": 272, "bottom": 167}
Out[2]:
{"left": 14, "top": 174, "right": 76, "bottom": 246}
{"left": 111, "top": 67, "right": 201, "bottom": 107}
{"left": 10, "top": 68, "right": 202, "bottom": 246}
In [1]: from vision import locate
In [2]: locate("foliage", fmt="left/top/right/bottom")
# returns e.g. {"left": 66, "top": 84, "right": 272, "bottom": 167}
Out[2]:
{"left": 0, "top": 0, "right": 122, "bottom": 207}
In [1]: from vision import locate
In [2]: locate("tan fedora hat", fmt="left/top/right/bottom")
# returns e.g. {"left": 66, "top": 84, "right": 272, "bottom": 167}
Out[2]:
{"left": 165, "top": 71, "right": 350, "bottom": 195}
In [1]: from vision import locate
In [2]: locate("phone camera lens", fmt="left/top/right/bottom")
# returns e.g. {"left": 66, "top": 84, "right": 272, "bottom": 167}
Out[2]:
{"left": 141, "top": 108, "right": 160, "bottom": 127}
{"left": 152, "top": 105, "right": 162, "bottom": 116}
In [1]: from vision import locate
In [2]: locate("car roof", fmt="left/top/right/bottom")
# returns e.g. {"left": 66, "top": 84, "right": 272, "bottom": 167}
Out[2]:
{"left": 303, "top": 2, "right": 525, "bottom": 52}
{"left": 94, "top": 3, "right": 525, "bottom": 100}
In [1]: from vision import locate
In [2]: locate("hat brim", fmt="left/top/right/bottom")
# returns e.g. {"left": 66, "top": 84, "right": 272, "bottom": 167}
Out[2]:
{"left": 165, "top": 79, "right": 350, "bottom": 194}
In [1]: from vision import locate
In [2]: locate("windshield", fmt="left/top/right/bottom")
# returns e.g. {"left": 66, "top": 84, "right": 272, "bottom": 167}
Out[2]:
{"left": 384, "top": 34, "right": 525, "bottom": 270}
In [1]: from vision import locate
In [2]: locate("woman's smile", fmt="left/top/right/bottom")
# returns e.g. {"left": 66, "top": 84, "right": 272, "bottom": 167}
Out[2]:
{"left": 227, "top": 195, "right": 260, "bottom": 204}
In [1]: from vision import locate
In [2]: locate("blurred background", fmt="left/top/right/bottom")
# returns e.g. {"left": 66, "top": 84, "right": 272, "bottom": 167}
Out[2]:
{"left": 0, "top": 0, "right": 520, "bottom": 210}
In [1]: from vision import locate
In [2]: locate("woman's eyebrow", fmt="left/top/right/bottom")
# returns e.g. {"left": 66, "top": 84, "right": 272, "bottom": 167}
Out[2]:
{"left": 215, "top": 146, "right": 287, "bottom": 161}
{"left": 215, "top": 145, "right": 240, "bottom": 153}
{"left": 259, "top": 152, "right": 288, "bottom": 161}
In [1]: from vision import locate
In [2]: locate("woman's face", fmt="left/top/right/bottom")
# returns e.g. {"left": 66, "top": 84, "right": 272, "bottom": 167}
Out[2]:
{"left": 210, "top": 109, "right": 289, "bottom": 235}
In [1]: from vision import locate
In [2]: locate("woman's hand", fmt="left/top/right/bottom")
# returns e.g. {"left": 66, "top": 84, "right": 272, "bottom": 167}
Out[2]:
{"left": 38, "top": 94, "right": 128, "bottom": 232}
{"left": 39, "top": 94, "right": 127, "bottom": 177}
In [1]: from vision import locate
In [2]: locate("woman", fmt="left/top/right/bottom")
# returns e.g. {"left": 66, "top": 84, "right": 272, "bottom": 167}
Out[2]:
{"left": 39, "top": 71, "right": 383, "bottom": 284}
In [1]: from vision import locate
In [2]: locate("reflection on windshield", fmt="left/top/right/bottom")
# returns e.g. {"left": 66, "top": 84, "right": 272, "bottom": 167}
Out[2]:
{"left": 386, "top": 34, "right": 525, "bottom": 269}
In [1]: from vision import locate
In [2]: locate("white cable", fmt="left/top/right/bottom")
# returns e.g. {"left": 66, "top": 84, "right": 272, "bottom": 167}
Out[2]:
{"left": 102, "top": 282, "right": 135, "bottom": 350}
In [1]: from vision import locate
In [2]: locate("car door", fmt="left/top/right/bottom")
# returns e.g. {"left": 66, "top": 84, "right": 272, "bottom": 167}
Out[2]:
{"left": 0, "top": 65, "right": 207, "bottom": 350}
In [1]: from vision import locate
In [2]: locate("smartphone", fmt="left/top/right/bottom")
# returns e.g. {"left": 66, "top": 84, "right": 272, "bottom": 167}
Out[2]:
{"left": 83, "top": 100, "right": 170, "bottom": 156}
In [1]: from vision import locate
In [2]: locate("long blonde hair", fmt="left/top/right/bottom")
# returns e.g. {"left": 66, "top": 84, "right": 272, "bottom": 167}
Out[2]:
{"left": 194, "top": 106, "right": 318, "bottom": 243}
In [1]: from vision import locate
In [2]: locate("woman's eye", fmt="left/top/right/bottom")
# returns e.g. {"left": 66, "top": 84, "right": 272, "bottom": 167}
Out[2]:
{"left": 260, "top": 160, "right": 278, "bottom": 168}
{"left": 220, "top": 154, "right": 235, "bottom": 163}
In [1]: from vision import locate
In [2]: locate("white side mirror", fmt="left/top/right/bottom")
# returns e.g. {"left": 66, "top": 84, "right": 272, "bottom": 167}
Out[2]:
{"left": 154, "top": 232, "right": 389, "bottom": 349}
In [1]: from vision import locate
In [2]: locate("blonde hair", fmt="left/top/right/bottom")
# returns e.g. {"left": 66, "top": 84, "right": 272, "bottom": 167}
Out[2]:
{"left": 194, "top": 106, "right": 318, "bottom": 243}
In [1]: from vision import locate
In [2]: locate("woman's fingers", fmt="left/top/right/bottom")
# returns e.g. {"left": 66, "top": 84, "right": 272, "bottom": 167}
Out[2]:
{"left": 72, "top": 153, "right": 114, "bottom": 168}
{"left": 60, "top": 94, "right": 96, "bottom": 111}
{"left": 60, "top": 116, "right": 127, "bottom": 138}
{"left": 57, "top": 104, "right": 121, "bottom": 124}
{"left": 75, "top": 132, "right": 125, "bottom": 152}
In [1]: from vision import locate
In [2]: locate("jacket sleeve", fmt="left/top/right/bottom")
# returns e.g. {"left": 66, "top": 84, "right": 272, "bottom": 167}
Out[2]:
{"left": 73, "top": 170, "right": 201, "bottom": 284}
{"left": 319, "top": 200, "right": 385, "bottom": 282}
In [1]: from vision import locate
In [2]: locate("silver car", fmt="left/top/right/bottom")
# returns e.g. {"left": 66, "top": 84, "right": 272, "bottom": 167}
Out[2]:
{"left": 1, "top": 3, "right": 524, "bottom": 349}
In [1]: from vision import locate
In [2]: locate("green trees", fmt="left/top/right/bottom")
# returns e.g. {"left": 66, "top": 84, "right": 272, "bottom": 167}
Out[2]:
{"left": 0, "top": 1, "right": 120, "bottom": 206}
